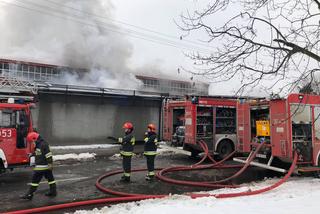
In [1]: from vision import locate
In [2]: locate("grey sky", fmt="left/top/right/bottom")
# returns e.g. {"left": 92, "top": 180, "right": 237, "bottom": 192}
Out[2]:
{"left": 0, "top": 0, "right": 245, "bottom": 94}
{"left": 109, "top": 0, "right": 246, "bottom": 95}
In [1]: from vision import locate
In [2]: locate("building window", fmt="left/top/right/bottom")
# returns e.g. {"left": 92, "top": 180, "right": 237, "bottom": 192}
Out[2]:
{"left": 3, "top": 63, "right": 9, "bottom": 70}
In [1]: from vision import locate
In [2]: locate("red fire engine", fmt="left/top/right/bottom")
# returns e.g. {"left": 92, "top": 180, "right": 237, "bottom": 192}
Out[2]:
{"left": 234, "top": 93, "right": 320, "bottom": 174}
{"left": 163, "top": 96, "right": 238, "bottom": 159}
{"left": 0, "top": 97, "right": 35, "bottom": 173}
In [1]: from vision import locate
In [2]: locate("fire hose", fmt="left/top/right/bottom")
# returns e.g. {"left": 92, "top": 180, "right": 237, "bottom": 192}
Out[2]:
{"left": 6, "top": 141, "right": 298, "bottom": 214}
{"left": 155, "top": 140, "right": 263, "bottom": 187}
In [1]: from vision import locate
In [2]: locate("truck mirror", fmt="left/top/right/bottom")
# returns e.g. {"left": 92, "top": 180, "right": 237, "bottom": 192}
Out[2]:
{"left": 16, "top": 111, "right": 20, "bottom": 125}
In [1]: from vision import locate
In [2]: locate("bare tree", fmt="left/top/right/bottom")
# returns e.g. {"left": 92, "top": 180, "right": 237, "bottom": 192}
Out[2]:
{"left": 179, "top": 0, "right": 320, "bottom": 95}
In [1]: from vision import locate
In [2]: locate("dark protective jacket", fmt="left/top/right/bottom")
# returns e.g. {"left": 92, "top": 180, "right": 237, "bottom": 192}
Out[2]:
{"left": 33, "top": 136, "right": 53, "bottom": 170}
{"left": 144, "top": 131, "right": 158, "bottom": 155}
{"left": 119, "top": 131, "right": 135, "bottom": 156}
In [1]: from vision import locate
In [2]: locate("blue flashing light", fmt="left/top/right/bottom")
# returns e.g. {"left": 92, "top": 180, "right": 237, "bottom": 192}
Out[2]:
{"left": 16, "top": 98, "right": 25, "bottom": 104}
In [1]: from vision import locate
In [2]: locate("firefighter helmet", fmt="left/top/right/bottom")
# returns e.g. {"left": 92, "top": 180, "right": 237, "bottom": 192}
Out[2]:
{"left": 148, "top": 123, "right": 156, "bottom": 131}
{"left": 27, "top": 132, "right": 39, "bottom": 143}
{"left": 122, "top": 122, "right": 133, "bottom": 129}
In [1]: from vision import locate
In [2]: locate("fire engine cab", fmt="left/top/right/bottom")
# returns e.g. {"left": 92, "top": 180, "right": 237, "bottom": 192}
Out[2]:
{"left": 234, "top": 93, "right": 320, "bottom": 174}
{"left": 0, "top": 97, "right": 35, "bottom": 174}
{"left": 163, "top": 96, "right": 238, "bottom": 159}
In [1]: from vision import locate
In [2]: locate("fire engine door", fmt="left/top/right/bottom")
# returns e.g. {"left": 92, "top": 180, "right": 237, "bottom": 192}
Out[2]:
{"left": 163, "top": 104, "right": 173, "bottom": 141}
{"left": 270, "top": 100, "right": 289, "bottom": 158}
{"left": 185, "top": 104, "right": 196, "bottom": 144}
{"left": 0, "top": 109, "right": 30, "bottom": 165}
{"left": 237, "top": 101, "right": 250, "bottom": 152}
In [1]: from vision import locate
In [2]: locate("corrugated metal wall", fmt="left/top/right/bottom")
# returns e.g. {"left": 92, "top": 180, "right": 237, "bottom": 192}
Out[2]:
{"left": 32, "top": 93, "right": 162, "bottom": 146}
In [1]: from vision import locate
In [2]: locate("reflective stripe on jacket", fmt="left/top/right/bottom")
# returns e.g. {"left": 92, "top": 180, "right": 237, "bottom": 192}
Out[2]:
{"left": 143, "top": 151, "right": 157, "bottom": 156}
{"left": 33, "top": 164, "right": 49, "bottom": 171}
{"left": 120, "top": 151, "right": 134, "bottom": 156}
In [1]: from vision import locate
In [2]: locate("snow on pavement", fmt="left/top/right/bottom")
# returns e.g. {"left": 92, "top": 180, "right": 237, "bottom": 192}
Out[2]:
{"left": 51, "top": 142, "right": 187, "bottom": 161}
{"left": 157, "top": 144, "right": 191, "bottom": 156}
{"left": 51, "top": 144, "right": 118, "bottom": 150}
{"left": 109, "top": 142, "right": 190, "bottom": 160}
{"left": 53, "top": 153, "right": 96, "bottom": 161}
{"left": 51, "top": 144, "right": 118, "bottom": 161}
{"left": 73, "top": 177, "right": 320, "bottom": 214}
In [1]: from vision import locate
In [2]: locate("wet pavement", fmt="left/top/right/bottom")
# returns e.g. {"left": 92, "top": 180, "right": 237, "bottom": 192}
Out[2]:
{"left": 0, "top": 145, "right": 281, "bottom": 213}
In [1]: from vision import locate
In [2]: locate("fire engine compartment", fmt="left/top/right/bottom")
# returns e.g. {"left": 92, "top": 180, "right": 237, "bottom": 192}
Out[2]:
{"left": 196, "top": 106, "right": 213, "bottom": 140}
{"left": 250, "top": 105, "right": 270, "bottom": 143}
{"left": 247, "top": 101, "right": 315, "bottom": 165}
{"left": 172, "top": 107, "right": 185, "bottom": 146}
{"left": 290, "top": 104, "right": 313, "bottom": 162}
{"left": 172, "top": 107, "right": 185, "bottom": 134}
{"left": 196, "top": 105, "right": 237, "bottom": 152}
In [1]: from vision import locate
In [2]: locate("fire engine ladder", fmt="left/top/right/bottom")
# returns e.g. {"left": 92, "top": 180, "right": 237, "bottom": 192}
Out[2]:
{"left": 0, "top": 71, "right": 38, "bottom": 94}
{"left": 233, "top": 153, "right": 287, "bottom": 173}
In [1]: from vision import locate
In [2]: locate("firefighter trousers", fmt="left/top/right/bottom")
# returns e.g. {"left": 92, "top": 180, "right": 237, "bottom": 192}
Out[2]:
{"left": 122, "top": 155, "right": 132, "bottom": 176}
{"left": 145, "top": 155, "right": 156, "bottom": 175}
{"left": 29, "top": 169, "right": 56, "bottom": 193}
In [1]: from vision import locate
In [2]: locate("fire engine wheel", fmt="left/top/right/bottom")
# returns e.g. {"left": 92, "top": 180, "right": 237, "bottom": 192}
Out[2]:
{"left": 217, "top": 140, "right": 234, "bottom": 160}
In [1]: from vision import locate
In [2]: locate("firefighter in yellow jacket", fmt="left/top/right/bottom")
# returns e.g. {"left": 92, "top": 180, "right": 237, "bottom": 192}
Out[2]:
{"left": 144, "top": 124, "right": 158, "bottom": 181}
{"left": 21, "top": 132, "right": 56, "bottom": 200}
{"left": 118, "top": 122, "right": 135, "bottom": 182}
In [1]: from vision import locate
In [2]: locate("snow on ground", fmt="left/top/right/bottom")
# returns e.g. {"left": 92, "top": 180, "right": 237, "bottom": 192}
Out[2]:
{"left": 108, "top": 143, "right": 190, "bottom": 160}
{"left": 73, "top": 177, "right": 320, "bottom": 214}
{"left": 157, "top": 144, "right": 191, "bottom": 156}
{"left": 51, "top": 144, "right": 118, "bottom": 161}
{"left": 109, "top": 153, "right": 122, "bottom": 160}
{"left": 53, "top": 153, "right": 96, "bottom": 161}
{"left": 51, "top": 144, "right": 119, "bottom": 150}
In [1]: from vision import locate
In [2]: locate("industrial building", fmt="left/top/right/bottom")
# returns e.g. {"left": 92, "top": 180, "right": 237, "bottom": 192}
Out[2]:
{"left": 0, "top": 58, "right": 209, "bottom": 145}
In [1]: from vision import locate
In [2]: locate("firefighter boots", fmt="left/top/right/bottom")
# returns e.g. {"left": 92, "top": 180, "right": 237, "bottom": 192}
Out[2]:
{"left": 45, "top": 183, "right": 57, "bottom": 197}
{"left": 20, "top": 186, "right": 36, "bottom": 200}
{"left": 120, "top": 175, "right": 130, "bottom": 183}
{"left": 145, "top": 174, "right": 155, "bottom": 181}
{"left": 20, "top": 193, "right": 33, "bottom": 200}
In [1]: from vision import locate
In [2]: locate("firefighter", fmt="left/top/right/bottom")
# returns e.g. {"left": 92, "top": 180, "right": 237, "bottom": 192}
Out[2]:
{"left": 144, "top": 123, "right": 158, "bottom": 181}
{"left": 21, "top": 132, "right": 57, "bottom": 200}
{"left": 118, "top": 122, "right": 135, "bottom": 182}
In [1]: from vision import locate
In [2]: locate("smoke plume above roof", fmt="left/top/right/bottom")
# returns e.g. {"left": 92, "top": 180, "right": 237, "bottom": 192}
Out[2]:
{"left": 0, "top": 0, "right": 141, "bottom": 89}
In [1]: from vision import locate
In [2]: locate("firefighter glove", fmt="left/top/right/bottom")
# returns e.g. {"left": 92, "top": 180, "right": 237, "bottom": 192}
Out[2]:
{"left": 48, "top": 163, "right": 53, "bottom": 170}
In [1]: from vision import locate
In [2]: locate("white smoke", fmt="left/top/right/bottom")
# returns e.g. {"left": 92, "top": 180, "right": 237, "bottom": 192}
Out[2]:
{"left": 0, "top": 0, "right": 141, "bottom": 89}
{"left": 62, "top": 68, "right": 141, "bottom": 89}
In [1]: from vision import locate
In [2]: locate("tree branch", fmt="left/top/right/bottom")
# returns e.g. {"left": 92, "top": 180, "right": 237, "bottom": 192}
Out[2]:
{"left": 274, "top": 39, "right": 320, "bottom": 62}
{"left": 313, "top": 0, "right": 320, "bottom": 10}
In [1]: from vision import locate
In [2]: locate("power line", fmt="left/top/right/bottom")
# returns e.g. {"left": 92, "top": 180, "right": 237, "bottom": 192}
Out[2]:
{"left": 0, "top": 0, "right": 213, "bottom": 54}
{"left": 44, "top": 0, "right": 210, "bottom": 48}
{"left": 25, "top": 0, "right": 214, "bottom": 53}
